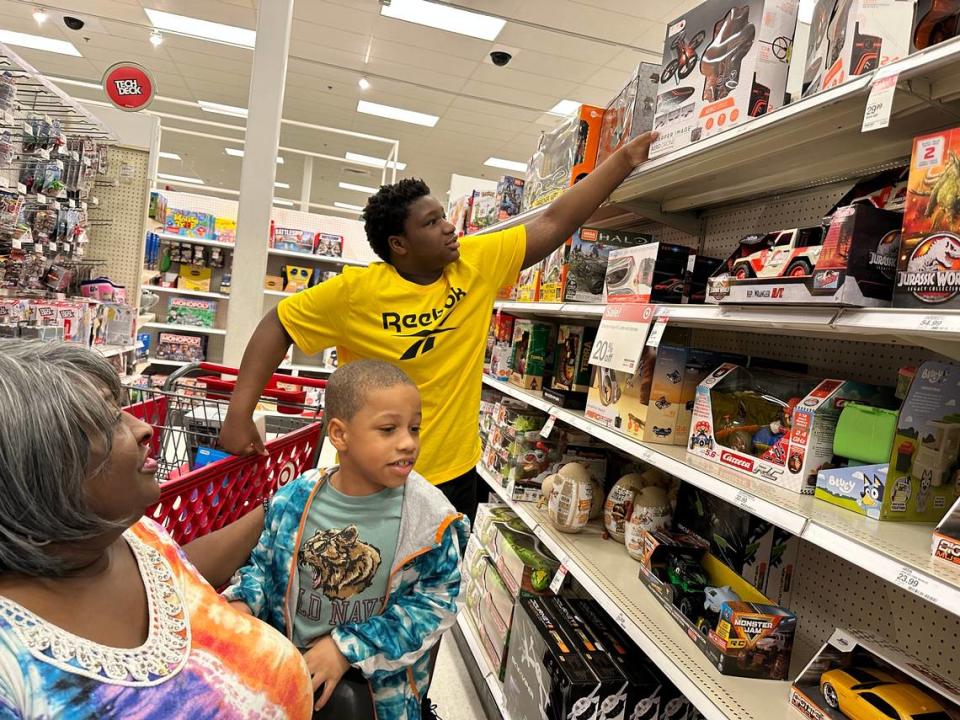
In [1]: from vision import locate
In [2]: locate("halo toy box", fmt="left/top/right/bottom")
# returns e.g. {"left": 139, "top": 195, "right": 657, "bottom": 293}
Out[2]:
{"left": 635, "top": 529, "right": 797, "bottom": 680}
{"left": 896, "top": 127, "right": 960, "bottom": 309}
{"left": 790, "top": 627, "right": 960, "bottom": 720}
{"left": 596, "top": 63, "right": 660, "bottom": 166}
{"left": 544, "top": 324, "right": 597, "bottom": 409}
{"left": 649, "top": 0, "right": 799, "bottom": 159}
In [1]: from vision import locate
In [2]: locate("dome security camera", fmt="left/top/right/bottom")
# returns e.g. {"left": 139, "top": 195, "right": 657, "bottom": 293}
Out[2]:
{"left": 63, "top": 16, "right": 85, "bottom": 30}
{"left": 490, "top": 51, "right": 512, "bottom": 67}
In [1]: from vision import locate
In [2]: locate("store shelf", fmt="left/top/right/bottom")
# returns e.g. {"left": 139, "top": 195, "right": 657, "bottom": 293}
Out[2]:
{"left": 475, "top": 463, "right": 794, "bottom": 720}
{"left": 146, "top": 285, "right": 229, "bottom": 300}
{"left": 609, "top": 37, "right": 960, "bottom": 213}
{"left": 267, "top": 249, "right": 370, "bottom": 267}
{"left": 156, "top": 232, "right": 235, "bottom": 249}
{"left": 455, "top": 614, "right": 509, "bottom": 720}
{"left": 95, "top": 344, "right": 137, "bottom": 358}
{"left": 264, "top": 290, "right": 291, "bottom": 298}
{"left": 469, "top": 202, "right": 642, "bottom": 237}
{"left": 144, "top": 358, "right": 190, "bottom": 367}
{"left": 140, "top": 322, "right": 227, "bottom": 336}
{"left": 481, "top": 376, "right": 960, "bottom": 616}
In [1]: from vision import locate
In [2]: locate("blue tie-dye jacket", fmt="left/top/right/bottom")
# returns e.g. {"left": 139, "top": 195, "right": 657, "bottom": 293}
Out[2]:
{"left": 223, "top": 468, "right": 469, "bottom": 720}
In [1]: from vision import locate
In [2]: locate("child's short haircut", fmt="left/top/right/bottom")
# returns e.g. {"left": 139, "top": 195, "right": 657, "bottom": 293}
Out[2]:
{"left": 362, "top": 178, "right": 431, "bottom": 262}
{"left": 324, "top": 360, "right": 417, "bottom": 422}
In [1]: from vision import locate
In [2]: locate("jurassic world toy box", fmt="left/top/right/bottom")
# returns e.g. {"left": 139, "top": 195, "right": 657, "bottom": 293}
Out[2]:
{"left": 649, "top": 0, "right": 799, "bottom": 159}
{"left": 635, "top": 529, "right": 797, "bottom": 680}
{"left": 603, "top": 243, "right": 694, "bottom": 303}
{"left": 706, "top": 205, "right": 903, "bottom": 306}
{"left": 541, "top": 227, "right": 655, "bottom": 304}
{"left": 802, "top": 0, "right": 914, "bottom": 98}
{"left": 895, "top": 127, "right": 960, "bottom": 309}
{"left": 597, "top": 62, "right": 660, "bottom": 165}
{"left": 789, "top": 627, "right": 960, "bottom": 720}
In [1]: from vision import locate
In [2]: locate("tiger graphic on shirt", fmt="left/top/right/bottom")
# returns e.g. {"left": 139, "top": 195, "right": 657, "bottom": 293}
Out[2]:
{"left": 298, "top": 525, "right": 381, "bottom": 600}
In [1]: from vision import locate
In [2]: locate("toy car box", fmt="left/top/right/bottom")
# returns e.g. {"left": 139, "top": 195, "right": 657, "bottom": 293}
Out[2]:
{"left": 523, "top": 104, "right": 603, "bottom": 211}
{"left": 603, "top": 243, "right": 693, "bottom": 303}
{"left": 474, "top": 503, "right": 560, "bottom": 597}
{"left": 541, "top": 226, "right": 655, "bottom": 304}
{"left": 802, "top": 0, "right": 914, "bottom": 98}
{"left": 597, "top": 63, "right": 660, "bottom": 166}
{"left": 790, "top": 627, "right": 960, "bottom": 720}
{"left": 495, "top": 176, "right": 524, "bottom": 222}
{"left": 934, "top": 495, "right": 960, "bottom": 569}
{"left": 636, "top": 529, "right": 797, "bottom": 680}
{"left": 509, "top": 319, "right": 555, "bottom": 391}
{"left": 896, "top": 127, "right": 960, "bottom": 309}
{"left": 706, "top": 205, "right": 903, "bottom": 306}
{"left": 167, "top": 297, "right": 217, "bottom": 328}
{"left": 543, "top": 324, "right": 597, "bottom": 409}
{"left": 688, "top": 254, "right": 723, "bottom": 303}
{"left": 816, "top": 360, "right": 960, "bottom": 521}
{"left": 649, "top": 0, "right": 799, "bottom": 159}
{"left": 688, "top": 364, "right": 897, "bottom": 494}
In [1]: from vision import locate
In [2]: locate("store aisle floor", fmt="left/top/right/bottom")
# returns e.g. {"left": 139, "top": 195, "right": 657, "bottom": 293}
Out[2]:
{"left": 429, "top": 634, "right": 489, "bottom": 720}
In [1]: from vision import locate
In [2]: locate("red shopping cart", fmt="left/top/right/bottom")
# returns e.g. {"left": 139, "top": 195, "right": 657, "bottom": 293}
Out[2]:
{"left": 127, "top": 362, "right": 327, "bottom": 544}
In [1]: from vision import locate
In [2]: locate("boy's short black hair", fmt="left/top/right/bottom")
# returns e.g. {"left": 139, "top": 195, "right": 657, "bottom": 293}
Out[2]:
{"left": 324, "top": 360, "right": 417, "bottom": 423}
{"left": 362, "top": 178, "right": 431, "bottom": 262}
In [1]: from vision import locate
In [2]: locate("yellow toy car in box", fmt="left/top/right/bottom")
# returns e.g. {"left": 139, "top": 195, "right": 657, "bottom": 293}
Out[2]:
{"left": 819, "top": 667, "right": 949, "bottom": 720}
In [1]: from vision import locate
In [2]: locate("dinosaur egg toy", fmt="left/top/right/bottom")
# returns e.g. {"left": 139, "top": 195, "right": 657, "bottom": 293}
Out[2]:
{"left": 625, "top": 486, "right": 673, "bottom": 561}
{"left": 546, "top": 462, "right": 594, "bottom": 534}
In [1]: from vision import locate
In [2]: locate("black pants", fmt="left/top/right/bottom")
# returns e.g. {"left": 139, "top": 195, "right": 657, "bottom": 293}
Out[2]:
{"left": 313, "top": 667, "right": 374, "bottom": 720}
{"left": 437, "top": 467, "right": 479, "bottom": 525}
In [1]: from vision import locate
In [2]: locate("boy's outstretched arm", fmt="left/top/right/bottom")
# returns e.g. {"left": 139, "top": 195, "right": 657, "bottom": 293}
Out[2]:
{"left": 522, "top": 130, "right": 658, "bottom": 267}
{"left": 220, "top": 308, "right": 292, "bottom": 456}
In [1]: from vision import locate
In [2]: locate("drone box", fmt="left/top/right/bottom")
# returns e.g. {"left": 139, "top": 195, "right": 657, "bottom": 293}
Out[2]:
{"left": 649, "top": 0, "right": 799, "bottom": 159}
{"left": 790, "top": 628, "right": 960, "bottom": 720}
{"left": 597, "top": 63, "right": 660, "bottom": 165}
{"left": 707, "top": 206, "right": 903, "bottom": 306}
{"left": 543, "top": 324, "right": 597, "bottom": 408}
{"left": 896, "top": 127, "right": 960, "bottom": 309}
{"left": 540, "top": 226, "right": 654, "bottom": 304}
{"left": 636, "top": 529, "right": 796, "bottom": 680}
{"left": 802, "top": 0, "right": 914, "bottom": 98}
{"left": 602, "top": 243, "right": 693, "bottom": 304}
{"left": 934, "top": 495, "right": 960, "bottom": 569}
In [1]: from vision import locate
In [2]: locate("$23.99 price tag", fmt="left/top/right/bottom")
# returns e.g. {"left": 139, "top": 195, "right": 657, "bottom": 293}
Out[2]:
{"left": 589, "top": 304, "right": 656, "bottom": 372}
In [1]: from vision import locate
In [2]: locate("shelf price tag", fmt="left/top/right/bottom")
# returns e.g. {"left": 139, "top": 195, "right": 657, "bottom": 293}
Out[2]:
{"left": 590, "top": 303, "right": 656, "bottom": 372}
{"left": 893, "top": 567, "right": 938, "bottom": 604}
{"left": 549, "top": 564, "right": 569, "bottom": 594}
{"left": 733, "top": 490, "right": 753, "bottom": 511}
{"left": 862, "top": 69, "right": 899, "bottom": 133}
{"left": 540, "top": 414, "right": 558, "bottom": 438}
{"left": 645, "top": 315, "right": 669, "bottom": 349}
{"left": 918, "top": 314, "right": 960, "bottom": 334}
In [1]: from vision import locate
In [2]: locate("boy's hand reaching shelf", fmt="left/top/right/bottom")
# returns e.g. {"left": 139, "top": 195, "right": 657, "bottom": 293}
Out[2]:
{"left": 304, "top": 635, "right": 351, "bottom": 711}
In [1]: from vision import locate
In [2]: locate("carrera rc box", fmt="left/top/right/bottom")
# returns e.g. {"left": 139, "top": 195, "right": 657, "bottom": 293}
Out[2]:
{"left": 649, "top": 0, "right": 799, "bottom": 158}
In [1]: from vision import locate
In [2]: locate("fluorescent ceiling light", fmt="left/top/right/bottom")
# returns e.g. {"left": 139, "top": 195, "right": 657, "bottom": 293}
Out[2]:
{"left": 158, "top": 151, "right": 182, "bottom": 160}
{"left": 273, "top": 198, "right": 294, "bottom": 207}
{"left": 799, "top": 0, "right": 816, "bottom": 23}
{"left": 548, "top": 99, "right": 581, "bottom": 116}
{"left": 485, "top": 157, "right": 527, "bottom": 173}
{"left": 157, "top": 172, "right": 204, "bottom": 185}
{"left": 198, "top": 100, "right": 248, "bottom": 118}
{"left": 334, "top": 202, "right": 364, "bottom": 212}
{"left": 145, "top": 9, "right": 256, "bottom": 49}
{"left": 339, "top": 182, "right": 378, "bottom": 194}
{"left": 357, "top": 100, "right": 438, "bottom": 127}
{"left": 33, "top": 8, "right": 48, "bottom": 25}
{"left": 358, "top": 77, "right": 370, "bottom": 90}
{"left": 48, "top": 76, "right": 100, "bottom": 89}
{"left": 224, "top": 147, "right": 284, "bottom": 164}
{"left": 345, "top": 151, "right": 406, "bottom": 171}
{"left": 0, "top": 30, "right": 81, "bottom": 56}
{"left": 274, "top": 181, "right": 290, "bottom": 189}
{"left": 381, "top": 0, "right": 505, "bottom": 41}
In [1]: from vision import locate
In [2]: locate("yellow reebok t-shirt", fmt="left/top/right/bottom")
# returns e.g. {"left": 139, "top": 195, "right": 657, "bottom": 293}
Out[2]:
{"left": 277, "top": 226, "right": 526, "bottom": 485}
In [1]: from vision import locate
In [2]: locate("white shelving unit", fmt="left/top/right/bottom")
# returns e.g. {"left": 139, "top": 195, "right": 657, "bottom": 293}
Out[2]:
{"left": 140, "top": 322, "right": 228, "bottom": 336}
{"left": 145, "top": 358, "right": 191, "bottom": 368}
{"left": 156, "top": 232, "right": 236, "bottom": 250}
{"left": 267, "top": 249, "right": 370, "bottom": 267}
{"left": 455, "top": 614, "right": 510, "bottom": 719}
{"left": 95, "top": 344, "right": 137, "bottom": 359}
{"left": 146, "top": 285, "right": 230, "bottom": 300}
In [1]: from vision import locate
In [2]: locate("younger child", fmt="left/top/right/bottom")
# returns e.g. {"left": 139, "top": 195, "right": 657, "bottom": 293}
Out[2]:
{"left": 225, "top": 360, "right": 468, "bottom": 720}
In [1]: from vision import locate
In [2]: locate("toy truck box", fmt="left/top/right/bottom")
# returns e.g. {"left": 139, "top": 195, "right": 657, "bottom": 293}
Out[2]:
{"left": 597, "top": 63, "right": 660, "bottom": 166}
{"left": 687, "top": 364, "right": 880, "bottom": 494}
{"left": 896, "top": 127, "right": 960, "bottom": 309}
{"left": 474, "top": 504, "right": 560, "bottom": 597}
{"left": 790, "top": 627, "right": 960, "bottom": 720}
{"left": 543, "top": 324, "right": 597, "bottom": 409}
{"left": 541, "top": 226, "right": 655, "bottom": 304}
{"left": 603, "top": 243, "right": 693, "bottom": 303}
{"left": 495, "top": 176, "right": 525, "bottom": 222}
{"left": 649, "top": 0, "right": 799, "bottom": 159}
{"left": 509, "top": 319, "right": 555, "bottom": 391}
{"left": 636, "top": 529, "right": 796, "bottom": 680}
{"left": 523, "top": 104, "right": 603, "bottom": 211}
{"left": 167, "top": 297, "right": 217, "bottom": 328}
{"left": 816, "top": 360, "right": 960, "bottom": 522}
{"left": 802, "top": 0, "right": 914, "bottom": 98}
{"left": 934, "top": 495, "right": 960, "bottom": 569}
{"left": 706, "top": 205, "right": 903, "bottom": 306}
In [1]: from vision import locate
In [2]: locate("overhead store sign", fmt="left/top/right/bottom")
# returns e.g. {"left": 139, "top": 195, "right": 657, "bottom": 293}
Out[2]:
{"left": 102, "top": 62, "right": 155, "bottom": 112}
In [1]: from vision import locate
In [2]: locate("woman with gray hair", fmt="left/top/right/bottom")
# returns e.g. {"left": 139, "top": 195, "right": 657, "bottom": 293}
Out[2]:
{"left": 0, "top": 340, "right": 312, "bottom": 719}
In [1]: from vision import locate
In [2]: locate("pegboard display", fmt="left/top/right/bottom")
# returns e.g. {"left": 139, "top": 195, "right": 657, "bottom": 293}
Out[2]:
{"left": 84, "top": 145, "right": 151, "bottom": 299}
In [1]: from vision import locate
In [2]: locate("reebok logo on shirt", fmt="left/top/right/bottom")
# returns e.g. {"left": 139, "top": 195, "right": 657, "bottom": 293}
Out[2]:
{"left": 381, "top": 287, "right": 466, "bottom": 360}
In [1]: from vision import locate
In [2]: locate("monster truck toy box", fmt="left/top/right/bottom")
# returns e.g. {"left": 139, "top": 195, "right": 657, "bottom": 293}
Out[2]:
{"left": 790, "top": 627, "right": 960, "bottom": 720}
{"left": 540, "top": 226, "right": 654, "bottom": 304}
{"left": 474, "top": 503, "right": 560, "bottom": 598}
{"left": 706, "top": 205, "right": 903, "bottom": 306}
{"left": 895, "top": 127, "right": 960, "bottom": 310}
{"left": 687, "top": 364, "right": 893, "bottom": 494}
{"left": 649, "top": 0, "right": 799, "bottom": 159}
{"left": 636, "top": 529, "right": 797, "bottom": 680}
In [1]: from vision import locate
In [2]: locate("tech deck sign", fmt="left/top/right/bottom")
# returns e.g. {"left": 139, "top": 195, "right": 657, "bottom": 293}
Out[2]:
{"left": 102, "top": 62, "right": 155, "bottom": 112}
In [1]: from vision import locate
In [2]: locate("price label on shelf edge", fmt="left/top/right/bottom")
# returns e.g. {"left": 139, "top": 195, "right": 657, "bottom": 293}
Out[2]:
{"left": 645, "top": 315, "right": 669, "bottom": 349}
{"left": 862, "top": 69, "right": 899, "bottom": 133}
{"left": 893, "top": 567, "right": 938, "bottom": 604}
{"left": 590, "top": 303, "right": 656, "bottom": 372}
{"left": 540, "top": 414, "right": 557, "bottom": 438}
{"left": 549, "top": 565, "right": 569, "bottom": 594}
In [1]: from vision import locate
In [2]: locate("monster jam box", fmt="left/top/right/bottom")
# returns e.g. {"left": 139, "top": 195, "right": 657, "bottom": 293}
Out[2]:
{"left": 543, "top": 324, "right": 597, "bottom": 409}
{"left": 934, "top": 495, "right": 960, "bottom": 569}
{"left": 509, "top": 319, "right": 555, "bottom": 390}
{"left": 473, "top": 503, "right": 560, "bottom": 597}
{"left": 495, "top": 176, "right": 525, "bottom": 222}
{"left": 790, "top": 627, "right": 960, "bottom": 720}
{"left": 597, "top": 62, "right": 660, "bottom": 166}
{"left": 802, "top": 0, "right": 914, "bottom": 98}
{"left": 649, "top": 0, "right": 799, "bottom": 159}
{"left": 603, "top": 243, "right": 693, "bottom": 304}
{"left": 523, "top": 104, "right": 603, "bottom": 211}
{"left": 540, "top": 226, "right": 655, "bottom": 304}
{"left": 636, "top": 529, "right": 797, "bottom": 680}
{"left": 896, "top": 127, "right": 960, "bottom": 309}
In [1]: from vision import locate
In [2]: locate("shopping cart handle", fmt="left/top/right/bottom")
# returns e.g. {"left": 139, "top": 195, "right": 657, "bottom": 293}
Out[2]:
{"left": 196, "top": 362, "right": 328, "bottom": 389}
